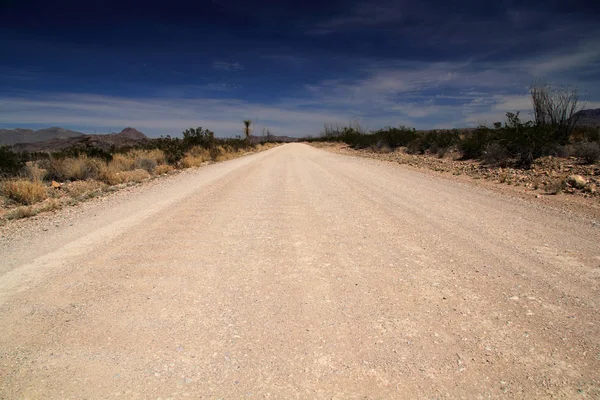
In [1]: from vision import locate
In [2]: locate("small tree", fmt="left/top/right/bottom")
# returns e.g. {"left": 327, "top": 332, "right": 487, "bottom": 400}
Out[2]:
{"left": 530, "top": 81, "right": 585, "bottom": 145}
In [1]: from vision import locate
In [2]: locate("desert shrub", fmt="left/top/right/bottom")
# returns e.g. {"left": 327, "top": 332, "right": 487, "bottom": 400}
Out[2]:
{"left": 422, "top": 130, "right": 460, "bottom": 154}
{"left": 215, "top": 145, "right": 240, "bottom": 161}
{"left": 211, "top": 145, "right": 226, "bottom": 160}
{"left": 109, "top": 154, "right": 135, "bottom": 171}
{"left": 25, "top": 162, "right": 47, "bottom": 182}
{"left": 188, "top": 146, "right": 211, "bottom": 158}
{"left": 544, "top": 179, "right": 566, "bottom": 195}
{"left": 98, "top": 164, "right": 121, "bottom": 185}
{"left": 6, "top": 206, "right": 38, "bottom": 220}
{"left": 131, "top": 149, "right": 165, "bottom": 163}
{"left": 1, "top": 179, "right": 48, "bottom": 205}
{"left": 128, "top": 149, "right": 166, "bottom": 173}
{"left": 181, "top": 155, "right": 203, "bottom": 168}
{"left": 97, "top": 165, "right": 150, "bottom": 185}
{"left": 149, "top": 136, "right": 185, "bottom": 164}
{"left": 148, "top": 132, "right": 254, "bottom": 166}
{"left": 134, "top": 157, "right": 157, "bottom": 173}
{"left": 481, "top": 142, "right": 511, "bottom": 167}
{"left": 405, "top": 137, "right": 426, "bottom": 154}
{"left": 181, "top": 146, "right": 212, "bottom": 168}
{"left": 371, "top": 126, "right": 418, "bottom": 148}
{"left": 37, "top": 199, "right": 61, "bottom": 213}
{"left": 0, "top": 146, "right": 25, "bottom": 177}
{"left": 530, "top": 82, "right": 583, "bottom": 145}
{"left": 183, "top": 127, "right": 216, "bottom": 148}
{"left": 501, "top": 113, "right": 556, "bottom": 168}
{"left": 583, "top": 127, "right": 600, "bottom": 142}
{"left": 459, "top": 127, "right": 497, "bottom": 159}
{"left": 222, "top": 138, "right": 252, "bottom": 152}
{"left": 370, "top": 141, "right": 392, "bottom": 153}
{"left": 46, "top": 156, "right": 104, "bottom": 181}
{"left": 572, "top": 142, "right": 600, "bottom": 164}
{"left": 555, "top": 145, "right": 573, "bottom": 158}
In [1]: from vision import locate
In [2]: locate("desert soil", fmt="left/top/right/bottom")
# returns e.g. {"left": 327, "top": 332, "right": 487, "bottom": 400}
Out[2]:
{"left": 1, "top": 143, "right": 599, "bottom": 399}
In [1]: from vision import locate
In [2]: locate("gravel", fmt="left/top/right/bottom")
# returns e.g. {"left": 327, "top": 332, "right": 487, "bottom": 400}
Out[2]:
{"left": 1, "top": 143, "right": 599, "bottom": 398}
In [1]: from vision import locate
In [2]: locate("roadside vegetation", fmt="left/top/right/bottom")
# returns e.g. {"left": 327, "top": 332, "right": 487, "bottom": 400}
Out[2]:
{"left": 305, "top": 82, "right": 599, "bottom": 196}
{"left": 0, "top": 123, "right": 280, "bottom": 221}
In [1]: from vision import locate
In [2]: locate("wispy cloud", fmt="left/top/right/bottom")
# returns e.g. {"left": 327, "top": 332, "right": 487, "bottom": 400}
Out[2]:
{"left": 308, "top": 2, "right": 405, "bottom": 35}
{"left": 0, "top": 66, "right": 44, "bottom": 81}
{"left": 212, "top": 61, "right": 244, "bottom": 71}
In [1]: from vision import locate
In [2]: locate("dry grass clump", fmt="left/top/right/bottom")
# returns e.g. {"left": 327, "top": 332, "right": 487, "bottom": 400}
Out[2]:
{"left": 98, "top": 164, "right": 121, "bottom": 185}
{"left": 130, "top": 149, "right": 166, "bottom": 164}
{"left": 6, "top": 205, "right": 38, "bottom": 220}
{"left": 64, "top": 180, "right": 107, "bottom": 197}
{"left": 154, "top": 164, "right": 175, "bottom": 175}
{"left": 181, "top": 146, "right": 212, "bottom": 168}
{"left": 103, "top": 149, "right": 167, "bottom": 174}
{"left": 25, "top": 162, "right": 47, "bottom": 182}
{"left": 38, "top": 199, "right": 62, "bottom": 213}
{"left": 47, "top": 156, "right": 104, "bottom": 181}
{"left": 211, "top": 145, "right": 237, "bottom": 161}
{"left": 118, "top": 169, "right": 151, "bottom": 183}
{"left": 109, "top": 154, "right": 135, "bottom": 171}
{"left": 4, "top": 199, "right": 60, "bottom": 220}
{"left": 0, "top": 143, "right": 269, "bottom": 221}
{"left": 1, "top": 179, "right": 48, "bottom": 205}
{"left": 98, "top": 165, "right": 150, "bottom": 185}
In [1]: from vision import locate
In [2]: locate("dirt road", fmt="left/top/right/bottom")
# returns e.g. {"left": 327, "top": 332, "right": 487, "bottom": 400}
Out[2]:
{"left": 1, "top": 143, "right": 599, "bottom": 398}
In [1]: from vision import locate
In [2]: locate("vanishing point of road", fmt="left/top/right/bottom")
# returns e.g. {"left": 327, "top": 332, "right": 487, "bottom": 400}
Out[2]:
{"left": 1, "top": 143, "right": 599, "bottom": 398}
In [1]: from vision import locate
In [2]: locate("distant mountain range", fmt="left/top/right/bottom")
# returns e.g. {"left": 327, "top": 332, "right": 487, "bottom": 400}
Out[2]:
{"left": 0, "top": 126, "right": 299, "bottom": 153}
{"left": 249, "top": 134, "right": 298, "bottom": 144}
{"left": 3, "top": 109, "right": 594, "bottom": 153}
{"left": 574, "top": 108, "right": 600, "bottom": 127}
{"left": 0, "top": 127, "right": 150, "bottom": 152}
{"left": 0, "top": 127, "right": 85, "bottom": 146}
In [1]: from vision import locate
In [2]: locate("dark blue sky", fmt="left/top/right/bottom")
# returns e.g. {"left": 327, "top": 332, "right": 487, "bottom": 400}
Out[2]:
{"left": 1, "top": 0, "right": 599, "bottom": 137}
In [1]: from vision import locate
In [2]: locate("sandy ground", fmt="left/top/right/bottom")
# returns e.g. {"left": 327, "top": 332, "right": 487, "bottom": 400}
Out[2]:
{"left": 1, "top": 143, "right": 599, "bottom": 399}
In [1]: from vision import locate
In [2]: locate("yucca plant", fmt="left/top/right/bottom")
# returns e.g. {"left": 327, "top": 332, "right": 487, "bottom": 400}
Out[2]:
{"left": 243, "top": 120, "right": 252, "bottom": 141}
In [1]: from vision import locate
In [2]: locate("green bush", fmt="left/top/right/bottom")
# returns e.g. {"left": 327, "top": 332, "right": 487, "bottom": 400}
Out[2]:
{"left": 183, "top": 127, "right": 216, "bottom": 148}
{"left": 149, "top": 136, "right": 185, "bottom": 164}
{"left": 0, "top": 146, "right": 25, "bottom": 177}
{"left": 459, "top": 127, "right": 497, "bottom": 159}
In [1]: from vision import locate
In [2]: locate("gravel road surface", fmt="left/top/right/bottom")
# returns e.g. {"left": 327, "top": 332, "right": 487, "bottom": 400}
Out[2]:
{"left": 1, "top": 143, "right": 599, "bottom": 398}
